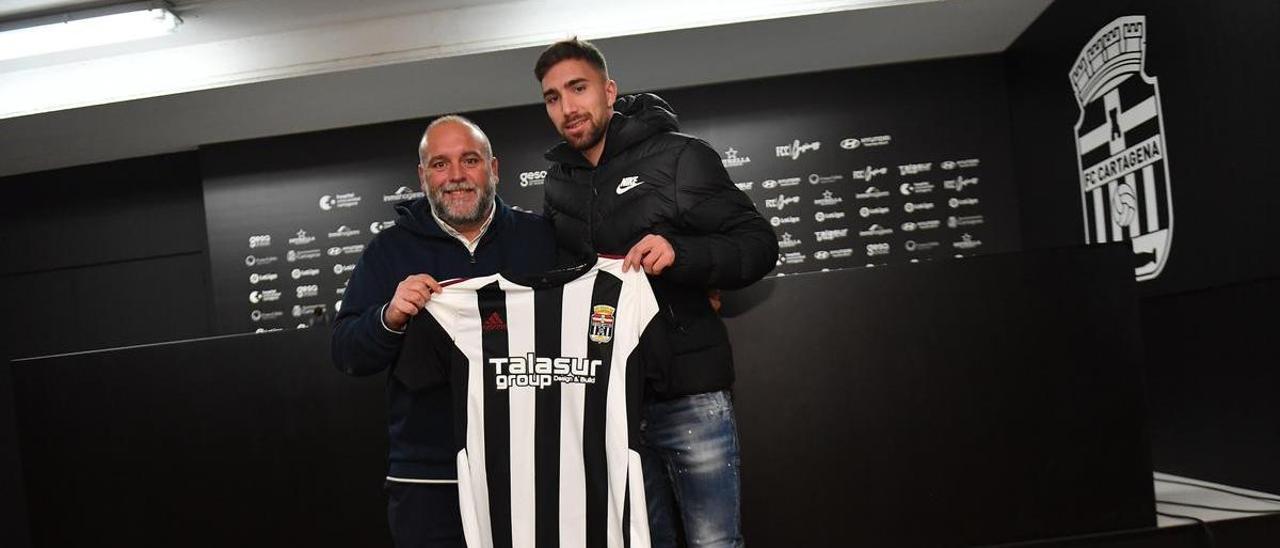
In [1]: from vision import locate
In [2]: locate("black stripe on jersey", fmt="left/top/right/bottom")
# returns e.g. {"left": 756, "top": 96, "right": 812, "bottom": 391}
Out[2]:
{"left": 584, "top": 271, "right": 622, "bottom": 548}
{"left": 534, "top": 285, "right": 563, "bottom": 548}
{"left": 478, "top": 281, "right": 513, "bottom": 548}
{"left": 622, "top": 477, "right": 631, "bottom": 548}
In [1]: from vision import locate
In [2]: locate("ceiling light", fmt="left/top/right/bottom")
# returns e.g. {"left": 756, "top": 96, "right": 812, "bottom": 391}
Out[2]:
{"left": 0, "top": 1, "right": 181, "bottom": 62}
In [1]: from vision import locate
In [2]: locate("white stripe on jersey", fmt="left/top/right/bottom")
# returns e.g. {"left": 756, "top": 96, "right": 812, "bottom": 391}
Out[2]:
{"left": 559, "top": 274, "right": 593, "bottom": 548}
{"left": 501, "top": 281, "right": 538, "bottom": 547}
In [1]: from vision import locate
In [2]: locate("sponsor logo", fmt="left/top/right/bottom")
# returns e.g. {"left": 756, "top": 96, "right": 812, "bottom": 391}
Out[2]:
{"left": 904, "top": 202, "right": 935, "bottom": 213}
{"left": 859, "top": 135, "right": 892, "bottom": 147}
{"left": 249, "top": 289, "right": 282, "bottom": 303}
{"left": 249, "top": 235, "right": 271, "bottom": 248}
{"left": 953, "top": 233, "right": 983, "bottom": 250}
{"left": 291, "top": 268, "right": 320, "bottom": 280}
{"left": 383, "top": 186, "right": 425, "bottom": 202}
{"left": 326, "top": 244, "right": 365, "bottom": 257}
{"left": 254, "top": 328, "right": 285, "bottom": 334}
{"left": 859, "top": 206, "right": 889, "bottom": 218}
{"left": 249, "top": 272, "right": 278, "bottom": 285}
{"left": 286, "top": 249, "right": 322, "bottom": 262}
{"left": 815, "top": 229, "right": 849, "bottom": 242}
{"left": 370, "top": 220, "right": 396, "bottom": 234}
{"left": 244, "top": 255, "right": 278, "bottom": 267}
{"left": 333, "top": 263, "right": 355, "bottom": 275}
{"left": 762, "top": 177, "right": 802, "bottom": 189}
{"left": 899, "top": 182, "right": 936, "bottom": 195}
{"left": 319, "top": 192, "right": 362, "bottom": 211}
{"left": 721, "top": 147, "right": 752, "bottom": 168}
{"left": 491, "top": 353, "right": 603, "bottom": 390}
{"left": 815, "top": 211, "right": 846, "bottom": 223}
{"left": 291, "top": 303, "right": 327, "bottom": 318}
{"left": 1072, "top": 15, "right": 1174, "bottom": 281}
{"left": 327, "top": 225, "right": 361, "bottom": 238}
{"left": 808, "top": 173, "right": 844, "bottom": 185}
{"left": 855, "top": 186, "right": 890, "bottom": 200}
{"left": 616, "top": 175, "right": 645, "bottom": 195}
{"left": 814, "top": 248, "right": 855, "bottom": 260}
{"left": 840, "top": 138, "right": 861, "bottom": 150}
{"left": 901, "top": 219, "right": 942, "bottom": 232}
{"left": 814, "top": 190, "right": 843, "bottom": 206}
{"left": 735, "top": 181, "right": 754, "bottom": 191}
{"left": 775, "top": 139, "right": 821, "bottom": 160}
{"left": 765, "top": 194, "right": 801, "bottom": 211}
{"left": 589, "top": 305, "right": 615, "bottom": 343}
{"left": 899, "top": 162, "right": 933, "bottom": 176}
{"left": 947, "top": 215, "right": 986, "bottom": 228}
{"left": 519, "top": 171, "right": 547, "bottom": 188}
{"left": 777, "top": 252, "right": 807, "bottom": 265}
{"left": 770, "top": 216, "right": 801, "bottom": 226}
{"left": 942, "top": 158, "right": 981, "bottom": 170}
{"left": 288, "top": 229, "right": 316, "bottom": 246}
{"left": 859, "top": 224, "right": 894, "bottom": 237}
{"left": 943, "top": 176, "right": 979, "bottom": 191}
{"left": 904, "top": 240, "right": 940, "bottom": 252}
{"left": 250, "top": 309, "right": 284, "bottom": 322}
{"left": 296, "top": 285, "right": 320, "bottom": 299}
{"left": 483, "top": 311, "right": 507, "bottom": 332}
{"left": 948, "top": 197, "right": 980, "bottom": 208}
{"left": 778, "top": 232, "right": 802, "bottom": 249}
{"left": 851, "top": 165, "right": 888, "bottom": 181}
{"left": 865, "top": 242, "right": 891, "bottom": 257}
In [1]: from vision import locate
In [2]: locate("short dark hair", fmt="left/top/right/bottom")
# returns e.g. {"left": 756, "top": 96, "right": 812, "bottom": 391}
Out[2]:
{"left": 534, "top": 37, "right": 608, "bottom": 82}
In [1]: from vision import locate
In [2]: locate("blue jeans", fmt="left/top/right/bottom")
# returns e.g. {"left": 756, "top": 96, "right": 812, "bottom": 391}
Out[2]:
{"left": 640, "top": 390, "right": 744, "bottom": 548}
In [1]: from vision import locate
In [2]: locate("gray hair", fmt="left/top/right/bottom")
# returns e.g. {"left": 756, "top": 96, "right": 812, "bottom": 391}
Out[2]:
{"left": 418, "top": 114, "right": 493, "bottom": 163}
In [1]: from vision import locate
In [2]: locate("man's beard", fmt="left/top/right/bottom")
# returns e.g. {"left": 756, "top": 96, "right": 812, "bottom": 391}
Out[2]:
{"left": 429, "top": 179, "right": 495, "bottom": 227}
{"left": 562, "top": 114, "right": 607, "bottom": 151}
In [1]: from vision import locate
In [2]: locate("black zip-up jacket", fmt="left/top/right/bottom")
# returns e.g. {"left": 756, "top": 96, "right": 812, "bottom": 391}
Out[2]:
{"left": 331, "top": 196, "right": 556, "bottom": 479}
{"left": 542, "top": 93, "right": 778, "bottom": 397}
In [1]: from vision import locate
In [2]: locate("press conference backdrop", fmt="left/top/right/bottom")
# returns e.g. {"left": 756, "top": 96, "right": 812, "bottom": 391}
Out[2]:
{"left": 203, "top": 55, "right": 1021, "bottom": 335}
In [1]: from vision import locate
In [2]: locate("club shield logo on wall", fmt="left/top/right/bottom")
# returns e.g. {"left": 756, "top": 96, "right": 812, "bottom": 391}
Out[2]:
{"left": 1071, "top": 15, "right": 1174, "bottom": 282}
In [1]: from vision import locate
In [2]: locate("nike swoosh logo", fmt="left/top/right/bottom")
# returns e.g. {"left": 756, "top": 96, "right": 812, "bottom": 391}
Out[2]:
{"left": 616, "top": 178, "right": 644, "bottom": 195}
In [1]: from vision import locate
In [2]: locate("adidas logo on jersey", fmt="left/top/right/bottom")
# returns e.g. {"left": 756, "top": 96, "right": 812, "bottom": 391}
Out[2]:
{"left": 482, "top": 311, "right": 507, "bottom": 332}
{"left": 489, "top": 353, "right": 603, "bottom": 390}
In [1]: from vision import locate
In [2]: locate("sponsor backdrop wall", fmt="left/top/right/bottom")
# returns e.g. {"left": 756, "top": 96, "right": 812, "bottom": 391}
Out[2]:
{"left": 202, "top": 55, "right": 1021, "bottom": 335}
{"left": 1005, "top": 0, "right": 1280, "bottom": 491}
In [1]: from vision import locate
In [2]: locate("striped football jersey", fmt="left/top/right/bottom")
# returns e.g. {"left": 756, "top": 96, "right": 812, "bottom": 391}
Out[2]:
{"left": 396, "top": 256, "right": 662, "bottom": 548}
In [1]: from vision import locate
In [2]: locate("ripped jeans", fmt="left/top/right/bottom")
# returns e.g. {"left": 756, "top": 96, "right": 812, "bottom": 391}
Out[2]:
{"left": 639, "top": 390, "right": 744, "bottom": 548}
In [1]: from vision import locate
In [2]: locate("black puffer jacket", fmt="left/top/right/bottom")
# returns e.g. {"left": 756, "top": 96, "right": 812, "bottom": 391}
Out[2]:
{"left": 542, "top": 93, "right": 778, "bottom": 396}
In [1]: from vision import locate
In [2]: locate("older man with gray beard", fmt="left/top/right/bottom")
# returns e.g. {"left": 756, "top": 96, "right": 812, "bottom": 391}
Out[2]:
{"left": 332, "top": 115, "right": 557, "bottom": 548}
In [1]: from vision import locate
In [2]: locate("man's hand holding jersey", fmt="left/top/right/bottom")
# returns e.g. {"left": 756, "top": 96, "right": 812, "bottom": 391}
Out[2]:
{"left": 623, "top": 233, "right": 676, "bottom": 275}
{"left": 383, "top": 274, "right": 443, "bottom": 331}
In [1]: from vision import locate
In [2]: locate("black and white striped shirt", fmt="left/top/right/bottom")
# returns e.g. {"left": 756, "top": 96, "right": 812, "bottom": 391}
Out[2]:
{"left": 397, "top": 256, "right": 662, "bottom": 548}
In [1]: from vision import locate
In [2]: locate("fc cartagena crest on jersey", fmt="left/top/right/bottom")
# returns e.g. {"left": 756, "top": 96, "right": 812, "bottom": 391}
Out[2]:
{"left": 1071, "top": 15, "right": 1174, "bottom": 281}
{"left": 588, "top": 304, "right": 616, "bottom": 344}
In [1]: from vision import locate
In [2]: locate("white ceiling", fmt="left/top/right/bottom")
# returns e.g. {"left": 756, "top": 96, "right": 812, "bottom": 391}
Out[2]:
{"left": 0, "top": 0, "right": 1053, "bottom": 178}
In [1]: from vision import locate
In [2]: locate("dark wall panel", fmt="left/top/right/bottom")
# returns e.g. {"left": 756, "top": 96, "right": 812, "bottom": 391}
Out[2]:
{"left": 721, "top": 244, "right": 1151, "bottom": 546}
{"left": 1142, "top": 277, "right": 1280, "bottom": 494}
{"left": 0, "top": 152, "right": 207, "bottom": 275}
{"left": 0, "top": 357, "right": 31, "bottom": 548}
{"left": 0, "top": 253, "right": 213, "bottom": 358}
{"left": 12, "top": 328, "right": 387, "bottom": 548}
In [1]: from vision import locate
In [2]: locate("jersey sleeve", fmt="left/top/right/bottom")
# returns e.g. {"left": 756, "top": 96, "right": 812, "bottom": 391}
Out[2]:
{"left": 393, "top": 311, "right": 454, "bottom": 391}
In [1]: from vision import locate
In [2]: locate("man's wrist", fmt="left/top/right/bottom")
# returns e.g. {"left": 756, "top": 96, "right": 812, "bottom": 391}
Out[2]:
{"left": 379, "top": 302, "right": 405, "bottom": 335}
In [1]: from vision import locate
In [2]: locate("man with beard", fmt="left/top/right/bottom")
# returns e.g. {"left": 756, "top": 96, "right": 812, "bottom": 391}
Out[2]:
{"left": 534, "top": 39, "right": 778, "bottom": 548}
{"left": 332, "top": 115, "right": 556, "bottom": 548}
